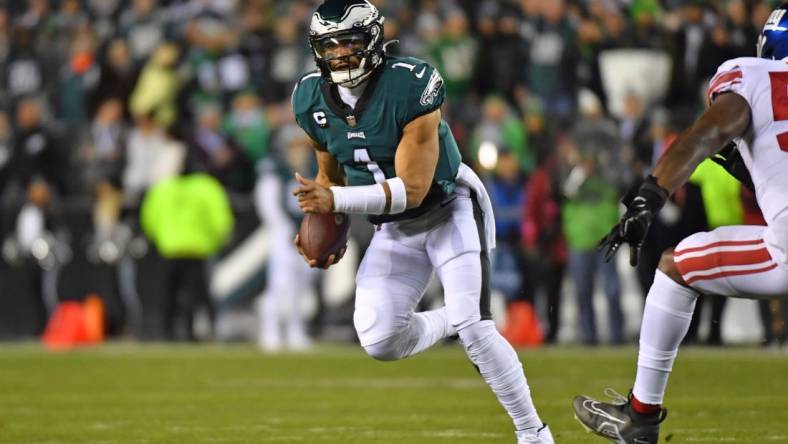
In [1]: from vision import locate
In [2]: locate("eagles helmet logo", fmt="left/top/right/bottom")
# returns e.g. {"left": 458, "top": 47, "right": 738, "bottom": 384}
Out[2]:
{"left": 308, "top": 0, "right": 386, "bottom": 88}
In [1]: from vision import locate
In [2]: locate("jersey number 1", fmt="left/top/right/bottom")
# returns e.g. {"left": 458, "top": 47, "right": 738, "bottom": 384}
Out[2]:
{"left": 770, "top": 71, "right": 788, "bottom": 151}
{"left": 353, "top": 148, "right": 386, "bottom": 183}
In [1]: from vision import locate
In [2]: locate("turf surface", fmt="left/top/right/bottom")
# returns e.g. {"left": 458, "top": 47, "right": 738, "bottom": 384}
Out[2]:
{"left": 1, "top": 343, "right": 787, "bottom": 443}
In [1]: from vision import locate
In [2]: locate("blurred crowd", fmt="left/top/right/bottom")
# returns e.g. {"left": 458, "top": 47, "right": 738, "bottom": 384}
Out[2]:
{"left": 1, "top": 0, "right": 787, "bottom": 347}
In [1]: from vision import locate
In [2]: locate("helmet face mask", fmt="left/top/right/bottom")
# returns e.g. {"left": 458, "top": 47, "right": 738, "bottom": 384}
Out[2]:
{"left": 309, "top": 0, "right": 385, "bottom": 88}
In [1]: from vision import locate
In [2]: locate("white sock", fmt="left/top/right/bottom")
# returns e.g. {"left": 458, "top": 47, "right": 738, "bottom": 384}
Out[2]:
{"left": 633, "top": 270, "right": 698, "bottom": 405}
{"left": 459, "top": 320, "right": 542, "bottom": 431}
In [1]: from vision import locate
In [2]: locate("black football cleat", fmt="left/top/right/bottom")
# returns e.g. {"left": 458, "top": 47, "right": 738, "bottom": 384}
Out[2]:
{"left": 572, "top": 390, "right": 667, "bottom": 444}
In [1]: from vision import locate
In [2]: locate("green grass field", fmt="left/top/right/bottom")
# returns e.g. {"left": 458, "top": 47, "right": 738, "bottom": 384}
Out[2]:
{"left": 1, "top": 343, "right": 787, "bottom": 443}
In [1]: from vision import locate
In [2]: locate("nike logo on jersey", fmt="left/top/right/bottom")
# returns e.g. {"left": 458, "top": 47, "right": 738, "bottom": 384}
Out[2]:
{"left": 347, "top": 131, "right": 366, "bottom": 140}
{"left": 415, "top": 66, "right": 426, "bottom": 78}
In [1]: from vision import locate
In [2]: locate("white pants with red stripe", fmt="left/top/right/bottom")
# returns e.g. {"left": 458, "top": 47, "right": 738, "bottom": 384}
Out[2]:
{"left": 674, "top": 225, "right": 788, "bottom": 298}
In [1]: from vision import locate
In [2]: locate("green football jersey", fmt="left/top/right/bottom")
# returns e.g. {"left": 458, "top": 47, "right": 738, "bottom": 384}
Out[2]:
{"left": 291, "top": 56, "right": 462, "bottom": 223}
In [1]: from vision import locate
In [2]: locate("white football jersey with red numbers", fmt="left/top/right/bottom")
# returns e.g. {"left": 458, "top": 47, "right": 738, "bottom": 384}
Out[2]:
{"left": 708, "top": 57, "right": 788, "bottom": 253}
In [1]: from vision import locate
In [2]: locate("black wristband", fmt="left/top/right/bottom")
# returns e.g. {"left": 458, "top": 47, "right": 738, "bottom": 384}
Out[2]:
{"left": 638, "top": 175, "right": 670, "bottom": 213}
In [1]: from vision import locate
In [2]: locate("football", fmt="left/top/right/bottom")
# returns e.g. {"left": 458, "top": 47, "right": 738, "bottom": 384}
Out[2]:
{"left": 298, "top": 212, "right": 350, "bottom": 265}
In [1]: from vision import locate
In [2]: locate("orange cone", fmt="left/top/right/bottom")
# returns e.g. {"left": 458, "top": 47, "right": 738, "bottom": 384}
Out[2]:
{"left": 502, "top": 301, "right": 544, "bottom": 347}
{"left": 42, "top": 295, "right": 106, "bottom": 350}
{"left": 82, "top": 294, "right": 106, "bottom": 344}
{"left": 42, "top": 301, "right": 88, "bottom": 350}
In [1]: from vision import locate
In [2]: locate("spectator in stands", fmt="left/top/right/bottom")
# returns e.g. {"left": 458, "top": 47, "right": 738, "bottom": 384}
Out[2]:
{"left": 427, "top": 8, "right": 477, "bottom": 103}
{"left": 489, "top": 148, "right": 528, "bottom": 304}
{"left": 4, "top": 25, "right": 45, "bottom": 106}
{"left": 77, "top": 98, "right": 126, "bottom": 242}
{"left": 188, "top": 101, "right": 254, "bottom": 193}
{"left": 469, "top": 95, "right": 531, "bottom": 173}
{"left": 129, "top": 42, "right": 181, "bottom": 129}
{"left": 182, "top": 15, "right": 251, "bottom": 106}
{"left": 631, "top": 0, "right": 669, "bottom": 50}
{"left": 723, "top": 0, "right": 756, "bottom": 58}
{"left": 522, "top": 143, "right": 566, "bottom": 344}
{"left": 85, "top": 0, "right": 123, "bottom": 41}
{"left": 58, "top": 28, "right": 99, "bottom": 127}
{"left": 122, "top": 113, "right": 184, "bottom": 207}
{"left": 473, "top": 5, "right": 527, "bottom": 102}
{"left": 562, "top": 111, "right": 624, "bottom": 345}
{"left": 10, "top": 97, "right": 64, "bottom": 199}
{"left": 665, "top": 2, "right": 708, "bottom": 107}
{"left": 257, "top": 17, "right": 309, "bottom": 104}
{"left": 223, "top": 91, "right": 271, "bottom": 166}
{"left": 50, "top": 0, "right": 89, "bottom": 49}
{"left": 118, "top": 0, "right": 165, "bottom": 64}
{"left": 237, "top": 0, "right": 277, "bottom": 101}
{"left": 90, "top": 38, "right": 138, "bottom": 118}
{"left": 526, "top": 0, "right": 577, "bottom": 121}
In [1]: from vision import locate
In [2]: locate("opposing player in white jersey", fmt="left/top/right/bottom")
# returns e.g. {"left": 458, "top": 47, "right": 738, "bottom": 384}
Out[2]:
{"left": 291, "top": 1, "right": 553, "bottom": 443}
{"left": 573, "top": 4, "right": 788, "bottom": 443}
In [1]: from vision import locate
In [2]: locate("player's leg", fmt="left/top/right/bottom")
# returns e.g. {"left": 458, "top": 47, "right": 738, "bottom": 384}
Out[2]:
{"left": 634, "top": 225, "right": 788, "bottom": 408}
{"left": 430, "top": 191, "right": 552, "bottom": 443}
{"left": 354, "top": 228, "right": 454, "bottom": 361}
{"left": 574, "top": 225, "right": 788, "bottom": 443}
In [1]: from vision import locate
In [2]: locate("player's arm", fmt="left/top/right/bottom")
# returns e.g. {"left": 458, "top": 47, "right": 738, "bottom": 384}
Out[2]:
{"left": 393, "top": 109, "right": 440, "bottom": 208}
{"left": 651, "top": 92, "right": 751, "bottom": 194}
{"left": 309, "top": 137, "right": 345, "bottom": 188}
{"left": 599, "top": 92, "right": 751, "bottom": 266}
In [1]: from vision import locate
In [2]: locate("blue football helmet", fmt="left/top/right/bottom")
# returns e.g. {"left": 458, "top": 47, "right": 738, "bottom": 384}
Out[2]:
{"left": 758, "top": 4, "right": 788, "bottom": 60}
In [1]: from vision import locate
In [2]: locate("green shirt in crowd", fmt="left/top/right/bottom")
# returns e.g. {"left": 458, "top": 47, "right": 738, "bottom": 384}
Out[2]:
{"left": 561, "top": 175, "right": 620, "bottom": 251}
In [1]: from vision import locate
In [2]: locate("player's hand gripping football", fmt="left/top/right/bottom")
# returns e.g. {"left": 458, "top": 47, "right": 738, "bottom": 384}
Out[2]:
{"left": 293, "top": 233, "right": 346, "bottom": 269}
{"left": 598, "top": 175, "right": 669, "bottom": 267}
{"left": 293, "top": 173, "right": 334, "bottom": 214}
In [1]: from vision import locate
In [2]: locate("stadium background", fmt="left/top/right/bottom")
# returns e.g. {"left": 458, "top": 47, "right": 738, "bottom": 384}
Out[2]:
{"left": 4, "top": 1, "right": 788, "bottom": 444}
{"left": 0, "top": 0, "right": 785, "bottom": 347}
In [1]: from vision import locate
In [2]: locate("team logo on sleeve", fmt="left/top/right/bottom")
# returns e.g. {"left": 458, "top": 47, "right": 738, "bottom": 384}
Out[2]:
{"left": 313, "top": 111, "right": 329, "bottom": 128}
{"left": 419, "top": 69, "right": 444, "bottom": 106}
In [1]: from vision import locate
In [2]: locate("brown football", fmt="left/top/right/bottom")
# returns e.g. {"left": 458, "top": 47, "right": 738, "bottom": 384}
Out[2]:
{"left": 298, "top": 212, "right": 350, "bottom": 264}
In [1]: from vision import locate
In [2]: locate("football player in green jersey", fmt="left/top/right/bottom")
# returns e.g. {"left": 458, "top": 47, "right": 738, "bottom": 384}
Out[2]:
{"left": 291, "top": 2, "right": 553, "bottom": 442}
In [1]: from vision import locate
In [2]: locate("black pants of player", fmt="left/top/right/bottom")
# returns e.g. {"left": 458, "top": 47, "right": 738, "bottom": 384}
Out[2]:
{"left": 162, "top": 258, "right": 214, "bottom": 341}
